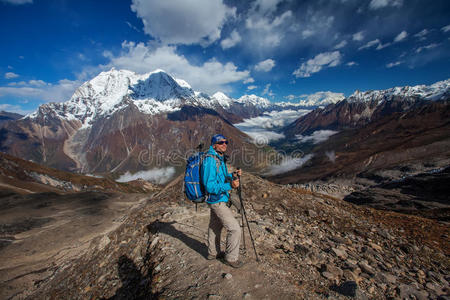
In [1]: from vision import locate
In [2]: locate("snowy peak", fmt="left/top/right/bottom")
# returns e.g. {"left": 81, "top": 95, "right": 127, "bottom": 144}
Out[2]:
{"left": 27, "top": 68, "right": 197, "bottom": 128}
{"left": 212, "top": 91, "right": 231, "bottom": 102}
{"left": 211, "top": 92, "right": 233, "bottom": 108}
{"left": 297, "top": 91, "right": 345, "bottom": 107}
{"left": 131, "top": 70, "right": 195, "bottom": 101}
{"left": 348, "top": 79, "right": 450, "bottom": 103}
{"left": 236, "top": 94, "right": 271, "bottom": 108}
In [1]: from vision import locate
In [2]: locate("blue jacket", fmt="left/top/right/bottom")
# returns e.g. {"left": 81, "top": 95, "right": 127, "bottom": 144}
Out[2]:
{"left": 201, "top": 146, "right": 232, "bottom": 204}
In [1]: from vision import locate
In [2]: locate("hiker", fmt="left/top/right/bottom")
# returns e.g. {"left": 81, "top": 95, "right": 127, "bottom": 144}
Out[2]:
{"left": 201, "top": 134, "right": 244, "bottom": 268}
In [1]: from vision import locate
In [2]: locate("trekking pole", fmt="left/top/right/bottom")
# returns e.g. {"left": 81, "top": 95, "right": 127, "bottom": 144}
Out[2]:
{"left": 241, "top": 202, "right": 247, "bottom": 252}
{"left": 237, "top": 170, "right": 259, "bottom": 262}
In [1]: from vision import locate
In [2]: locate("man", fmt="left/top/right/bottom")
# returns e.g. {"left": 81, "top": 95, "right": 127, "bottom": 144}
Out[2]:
{"left": 201, "top": 134, "right": 244, "bottom": 268}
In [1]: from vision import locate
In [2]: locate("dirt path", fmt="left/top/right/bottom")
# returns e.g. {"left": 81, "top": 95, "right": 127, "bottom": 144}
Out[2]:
{"left": 149, "top": 203, "right": 303, "bottom": 299}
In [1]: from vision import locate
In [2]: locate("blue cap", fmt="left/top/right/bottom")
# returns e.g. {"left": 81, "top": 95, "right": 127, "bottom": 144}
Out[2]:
{"left": 211, "top": 134, "right": 227, "bottom": 145}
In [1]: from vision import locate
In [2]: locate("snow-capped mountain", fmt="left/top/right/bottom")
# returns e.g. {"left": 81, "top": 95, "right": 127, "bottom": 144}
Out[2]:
{"left": 296, "top": 91, "right": 345, "bottom": 107}
{"left": 25, "top": 68, "right": 291, "bottom": 128}
{"left": 26, "top": 68, "right": 200, "bottom": 128}
{"left": 235, "top": 94, "right": 271, "bottom": 108}
{"left": 348, "top": 79, "right": 450, "bottom": 103}
{"left": 282, "top": 79, "right": 450, "bottom": 138}
{"left": 4, "top": 68, "right": 276, "bottom": 174}
{"left": 211, "top": 92, "right": 233, "bottom": 109}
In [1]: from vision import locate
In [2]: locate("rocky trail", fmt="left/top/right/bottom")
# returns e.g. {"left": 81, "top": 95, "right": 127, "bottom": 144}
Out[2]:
{"left": 3, "top": 172, "right": 449, "bottom": 299}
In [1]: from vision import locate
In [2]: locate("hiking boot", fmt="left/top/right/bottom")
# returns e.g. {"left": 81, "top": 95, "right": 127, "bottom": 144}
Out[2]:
{"left": 223, "top": 259, "right": 246, "bottom": 269}
{"left": 207, "top": 252, "right": 225, "bottom": 260}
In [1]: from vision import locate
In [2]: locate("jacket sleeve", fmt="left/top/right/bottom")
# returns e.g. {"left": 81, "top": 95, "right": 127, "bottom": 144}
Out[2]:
{"left": 201, "top": 156, "right": 232, "bottom": 195}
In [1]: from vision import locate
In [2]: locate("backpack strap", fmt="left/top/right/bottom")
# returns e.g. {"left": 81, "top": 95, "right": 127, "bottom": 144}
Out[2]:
{"left": 201, "top": 154, "right": 222, "bottom": 202}
{"left": 203, "top": 154, "right": 221, "bottom": 173}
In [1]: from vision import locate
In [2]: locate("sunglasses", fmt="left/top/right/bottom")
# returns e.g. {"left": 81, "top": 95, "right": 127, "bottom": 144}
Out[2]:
{"left": 216, "top": 140, "right": 228, "bottom": 145}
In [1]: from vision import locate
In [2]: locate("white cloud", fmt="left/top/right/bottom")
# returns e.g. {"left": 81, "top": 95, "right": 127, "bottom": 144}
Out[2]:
{"left": 251, "top": 0, "right": 283, "bottom": 16}
{"left": 415, "top": 43, "right": 439, "bottom": 53}
{"left": 376, "top": 41, "right": 391, "bottom": 50}
{"left": 246, "top": 9, "right": 292, "bottom": 31}
{"left": 441, "top": 25, "right": 450, "bottom": 33}
{"left": 1, "top": 0, "right": 32, "bottom": 4}
{"left": 125, "top": 21, "right": 140, "bottom": 32}
{"left": 262, "top": 83, "right": 274, "bottom": 97}
{"left": 285, "top": 94, "right": 296, "bottom": 101}
{"left": 267, "top": 154, "right": 313, "bottom": 175}
{"left": 347, "top": 61, "right": 358, "bottom": 66}
{"left": 358, "top": 39, "right": 380, "bottom": 50}
{"left": 352, "top": 31, "right": 364, "bottom": 41}
{"left": 4, "top": 72, "right": 19, "bottom": 79}
{"left": 414, "top": 29, "right": 429, "bottom": 40}
{"left": 369, "top": 0, "right": 403, "bottom": 10}
{"left": 325, "top": 150, "right": 336, "bottom": 163}
{"left": 358, "top": 39, "right": 391, "bottom": 50}
{"left": 245, "top": 130, "right": 285, "bottom": 145}
{"left": 243, "top": 77, "right": 255, "bottom": 84}
{"left": 247, "top": 85, "right": 257, "bottom": 90}
{"left": 236, "top": 109, "right": 308, "bottom": 131}
{"left": 254, "top": 59, "right": 276, "bottom": 72}
{"left": 386, "top": 61, "right": 402, "bottom": 68}
{"left": 7, "top": 66, "right": 13, "bottom": 70}
{"left": 293, "top": 51, "right": 342, "bottom": 78}
{"left": 221, "top": 30, "right": 241, "bottom": 49}
{"left": 130, "top": 0, "right": 235, "bottom": 46}
{"left": 116, "top": 167, "right": 176, "bottom": 184}
{"left": 299, "top": 15, "right": 334, "bottom": 40}
{"left": 296, "top": 130, "right": 338, "bottom": 144}
{"left": 0, "top": 79, "right": 81, "bottom": 102}
{"left": 244, "top": 0, "right": 294, "bottom": 49}
{"left": 393, "top": 30, "right": 408, "bottom": 42}
{"left": 301, "top": 29, "right": 315, "bottom": 39}
{"left": 28, "top": 80, "right": 47, "bottom": 87}
{"left": 334, "top": 40, "right": 347, "bottom": 49}
{"left": 235, "top": 109, "right": 311, "bottom": 145}
{"left": 105, "top": 42, "right": 250, "bottom": 94}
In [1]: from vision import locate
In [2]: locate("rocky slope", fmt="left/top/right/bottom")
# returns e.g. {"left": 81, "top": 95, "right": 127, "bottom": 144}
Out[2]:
{"left": 0, "top": 111, "right": 22, "bottom": 125}
{"left": 0, "top": 151, "right": 155, "bottom": 194}
{"left": 5, "top": 171, "right": 447, "bottom": 299}
{"left": 273, "top": 99, "right": 450, "bottom": 177}
{"left": 269, "top": 98, "right": 450, "bottom": 223}
{"left": 344, "top": 166, "right": 450, "bottom": 222}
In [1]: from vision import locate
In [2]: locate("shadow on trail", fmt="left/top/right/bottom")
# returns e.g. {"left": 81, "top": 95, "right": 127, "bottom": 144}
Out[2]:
{"left": 103, "top": 255, "right": 157, "bottom": 300}
{"left": 146, "top": 220, "right": 207, "bottom": 258}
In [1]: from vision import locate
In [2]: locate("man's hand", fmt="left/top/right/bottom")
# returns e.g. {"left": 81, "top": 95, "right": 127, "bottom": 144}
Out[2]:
{"left": 235, "top": 168, "right": 242, "bottom": 177}
{"left": 231, "top": 179, "right": 240, "bottom": 189}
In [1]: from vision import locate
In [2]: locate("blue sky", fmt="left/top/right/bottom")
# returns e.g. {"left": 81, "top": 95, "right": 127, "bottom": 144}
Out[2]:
{"left": 1, "top": 0, "right": 449, "bottom": 114}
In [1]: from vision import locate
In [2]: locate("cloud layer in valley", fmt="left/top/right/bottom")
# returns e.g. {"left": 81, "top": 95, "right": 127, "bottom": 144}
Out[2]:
{"left": 235, "top": 109, "right": 310, "bottom": 144}
{"left": 116, "top": 167, "right": 176, "bottom": 185}
{"left": 296, "top": 130, "right": 339, "bottom": 144}
{"left": 267, "top": 154, "right": 314, "bottom": 175}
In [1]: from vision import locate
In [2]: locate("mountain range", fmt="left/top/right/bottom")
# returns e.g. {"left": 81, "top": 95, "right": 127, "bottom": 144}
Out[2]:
{"left": 0, "top": 69, "right": 282, "bottom": 174}
{"left": 0, "top": 68, "right": 449, "bottom": 183}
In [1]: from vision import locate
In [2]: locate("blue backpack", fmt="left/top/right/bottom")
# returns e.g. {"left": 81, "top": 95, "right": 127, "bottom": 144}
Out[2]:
{"left": 184, "top": 152, "right": 219, "bottom": 203}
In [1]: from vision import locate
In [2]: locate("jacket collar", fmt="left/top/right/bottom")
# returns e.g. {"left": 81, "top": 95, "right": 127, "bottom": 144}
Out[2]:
{"left": 208, "top": 145, "right": 224, "bottom": 160}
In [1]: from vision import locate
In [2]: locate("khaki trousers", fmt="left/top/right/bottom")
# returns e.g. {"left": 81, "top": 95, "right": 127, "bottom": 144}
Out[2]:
{"left": 207, "top": 201, "right": 241, "bottom": 262}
